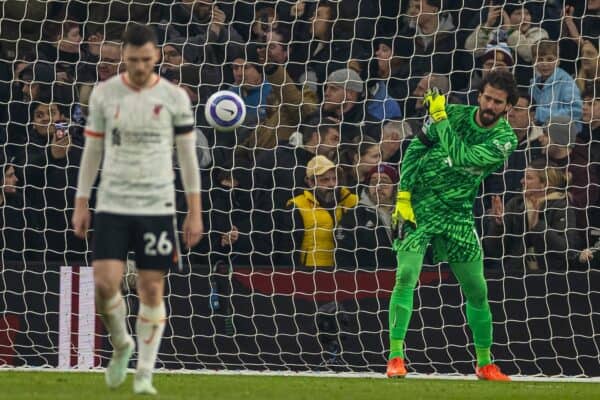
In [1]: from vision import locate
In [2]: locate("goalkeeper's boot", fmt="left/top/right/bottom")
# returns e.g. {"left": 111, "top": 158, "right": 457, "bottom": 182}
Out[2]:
{"left": 386, "top": 357, "right": 407, "bottom": 378}
{"left": 476, "top": 364, "right": 511, "bottom": 381}
{"left": 105, "top": 336, "right": 134, "bottom": 389}
{"left": 133, "top": 369, "right": 158, "bottom": 395}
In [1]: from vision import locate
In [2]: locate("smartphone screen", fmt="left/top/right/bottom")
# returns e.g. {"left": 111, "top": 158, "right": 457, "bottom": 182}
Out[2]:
{"left": 54, "top": 122, "right": 69, "bottom": 139}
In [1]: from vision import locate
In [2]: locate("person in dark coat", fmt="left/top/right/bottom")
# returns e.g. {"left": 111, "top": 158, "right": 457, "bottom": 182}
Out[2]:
{"left": 484, "top": 159, "right": 581, "bottom": 271}
{"left": 322, "top": 68, "right": 378, "bottom": 142}
{"left": 0, "top": 157, "right": 27, "bottom": 262}
{"left": 253, "top": 113, "right": 340, "bottom": 212}
{"left": 12, "top": 101, "right": 84, "bottom": 261}
{"left": 335, "top": 164, "right": 398, "bottom": 270}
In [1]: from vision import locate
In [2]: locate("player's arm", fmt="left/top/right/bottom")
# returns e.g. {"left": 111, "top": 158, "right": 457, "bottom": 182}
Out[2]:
{"left": 423, "top": 89, "right": 517, "bottom": 168}
{"left": 174, "top": 89, "right": 204, "bottom": 248}
{"left": 437, "top": 119, "right": 516, "bottom": 168}
{"left": 72, "top": 87, "right": 105, "bottom": 238}
{"left": 390, "top": 134, "right": 426, "bottom": 229}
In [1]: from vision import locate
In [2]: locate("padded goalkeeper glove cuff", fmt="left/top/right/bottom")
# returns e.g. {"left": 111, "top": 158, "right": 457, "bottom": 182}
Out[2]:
{"left": 423, "top": 88, "right": 447, "bottom": 123}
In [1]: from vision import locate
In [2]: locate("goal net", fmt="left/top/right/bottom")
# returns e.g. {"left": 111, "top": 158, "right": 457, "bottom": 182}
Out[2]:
{"left": 0, "top": 0, "right": 599, "bottom": 377}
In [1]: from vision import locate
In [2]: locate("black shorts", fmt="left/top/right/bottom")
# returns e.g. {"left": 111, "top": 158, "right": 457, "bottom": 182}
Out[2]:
{"left": 92, "top": 212, "right": 180, "bottom": 270}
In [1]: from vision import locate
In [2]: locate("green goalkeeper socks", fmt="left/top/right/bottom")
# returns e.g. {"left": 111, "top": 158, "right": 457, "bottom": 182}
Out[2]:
{"left": 475, "top": 347, "right": 492, "bottom": 367}
{"left": 389, "top": 339, "right": 404, "bottom": 360}
{"left": 388, "top": 251, "right": 424, "bottom": 360}
{"left": 450, "top": 260, "right": 494, "bottom": 367}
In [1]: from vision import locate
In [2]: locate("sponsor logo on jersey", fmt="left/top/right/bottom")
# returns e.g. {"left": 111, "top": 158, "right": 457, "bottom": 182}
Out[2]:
{"left": 493, "top": 139, "right": 513, "bottom": 157}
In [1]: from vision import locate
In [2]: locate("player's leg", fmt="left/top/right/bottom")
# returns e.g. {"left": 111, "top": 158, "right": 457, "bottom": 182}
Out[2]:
{"left": 132, "top": 215, "right": 178, "bottom": 395}
{"left": 133, "top": 269, "right": 166, "bottom": 395}
{"left": 387, "top": 225, "right": 430, "bottom": 377}
{"left": 447, "top": 226, "right": 509, "bottom": 381}
{"left": 92, "top": 213, "right": 135, "bottom": 389}
{"left": 95, "top": 259, "right": 132, "bottom": 351}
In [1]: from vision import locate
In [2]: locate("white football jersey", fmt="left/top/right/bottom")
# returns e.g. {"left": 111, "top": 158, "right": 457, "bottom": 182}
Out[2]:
{"left": 85, "top": 73, "right": 194, "bottom": 215}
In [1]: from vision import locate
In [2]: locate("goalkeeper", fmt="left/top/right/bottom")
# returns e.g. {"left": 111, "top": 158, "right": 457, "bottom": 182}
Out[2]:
{"left": 386, "top": 70, "right": 518, "bottom": 381}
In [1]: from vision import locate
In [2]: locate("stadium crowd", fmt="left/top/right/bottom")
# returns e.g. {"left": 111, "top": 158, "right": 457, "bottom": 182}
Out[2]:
{"left": 0, "top": 0, "right": 599, "bottom": 271}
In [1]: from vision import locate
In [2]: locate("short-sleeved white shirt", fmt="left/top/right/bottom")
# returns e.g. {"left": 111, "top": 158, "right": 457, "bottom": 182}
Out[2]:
{"left": 85, "top": 73, "right": 194, "bottom": 215}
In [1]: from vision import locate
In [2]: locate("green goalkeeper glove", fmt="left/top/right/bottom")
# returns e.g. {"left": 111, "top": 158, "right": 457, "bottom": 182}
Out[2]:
{"left": 392, "top": 191, "right": 416, "bottom": 233}
{"left": 423, "top": 87, "right": 447, "bottom": 122}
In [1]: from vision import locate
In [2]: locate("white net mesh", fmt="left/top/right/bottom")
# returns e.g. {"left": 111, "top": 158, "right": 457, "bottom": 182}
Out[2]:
{"left": 0, "top": 0, "right": 599, "bottom": 376}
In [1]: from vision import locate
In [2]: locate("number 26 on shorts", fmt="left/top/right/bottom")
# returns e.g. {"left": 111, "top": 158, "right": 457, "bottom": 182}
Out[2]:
{"left": 143, "top": 231, "right": 173, "bottom": 256}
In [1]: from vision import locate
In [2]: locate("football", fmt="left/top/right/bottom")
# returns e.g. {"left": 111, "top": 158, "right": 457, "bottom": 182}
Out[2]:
{"left": 204, "top": 90, "right": 246, "bottom": 131}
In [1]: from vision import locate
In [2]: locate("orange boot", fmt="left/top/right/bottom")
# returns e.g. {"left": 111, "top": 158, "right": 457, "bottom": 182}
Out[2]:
{"left": 386, "top": 357, "right": 407, "bottom": 378}
{"left": 476, "top": 364, "right": 511, "bottom": 381}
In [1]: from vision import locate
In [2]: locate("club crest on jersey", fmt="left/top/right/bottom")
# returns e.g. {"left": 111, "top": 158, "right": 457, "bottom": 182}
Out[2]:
{"left": 153, "top": 104, "right": 163, "bottom": 118}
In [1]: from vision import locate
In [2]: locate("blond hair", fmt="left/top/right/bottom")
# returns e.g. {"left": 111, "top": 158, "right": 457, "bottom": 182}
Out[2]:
{"left": 532, "top": 40, "right": 558, "bottom": 60}
{"left": 529, "top": 159, "right": 568, "bottom": 192}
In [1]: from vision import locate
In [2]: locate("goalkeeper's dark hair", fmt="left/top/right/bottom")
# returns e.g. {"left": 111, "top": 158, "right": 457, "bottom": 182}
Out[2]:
{"left": 480, "top": 70, "right": 519, "bottom": 106}
{"left": 122, "top": 24, "right": 157, "bottom": 47}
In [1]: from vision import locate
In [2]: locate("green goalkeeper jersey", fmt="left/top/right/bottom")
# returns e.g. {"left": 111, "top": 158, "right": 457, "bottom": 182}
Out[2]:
{"left": 400, "top": 104, "right": 517, "bottom": 224}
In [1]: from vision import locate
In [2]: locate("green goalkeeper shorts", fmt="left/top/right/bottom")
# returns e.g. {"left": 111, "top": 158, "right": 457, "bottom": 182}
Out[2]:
{"left": 393, "top": 220, "right": 482, "bottom": 263}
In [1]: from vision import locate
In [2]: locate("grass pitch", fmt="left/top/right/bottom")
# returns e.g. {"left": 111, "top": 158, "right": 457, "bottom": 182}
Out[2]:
{"left": 0, "top": 371, "right": 597, "bottom": 400}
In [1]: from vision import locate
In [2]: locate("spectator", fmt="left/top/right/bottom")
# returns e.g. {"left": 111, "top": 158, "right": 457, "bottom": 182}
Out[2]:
{"left": 233, "top": 47, "right": 319, "bottom": 171}
{"left": 338, "top": 135, "right": 381, "bottom": 193}
{"left": 463, "top": 2, "right": 509, "bottom": 60}
{"left": 276, "top": 1, "right": 317, "bottom": 73}
{"left": 380, "top": 120, "right": 413, "bottom": 165}
{"left": 4, "top": 63, "right": 55, "bottom": 160}
{"left": 484, "top": 159, "right": 580, "bottom": 271}
{"left": 500, "top": 89, "right": 543, "bottom": 199}
{"left": 261, "top": 24, "right": 304, "bottom": 85}
{"left": 530, "top": 40, "right": 583, "bottom": 127}
{"left": 159, "top": 38, "right": 221, "bottom": 118}
{"left": 228, "top": 45, "right": 273, "bottom": 129}
{"left": 17, "top": 63, "right": 55, "bottom": 103}
{"left": 160, "top": 37, "right": 202, "bottom": 72}
{"left": 254, "top": 114, "right": 341, "bottom": 212}
{"left": 252, "top": 115, "right": 340, "bottom": 261}
{"left": 0, "top": 157, "right": 26, "bottom": 261}
{"left": 560, "top": 2, "right": 600, "bottom": 75}
{"left": 537, "top": 115, "right": 599, "bottom": 231}
{"left": 458, "top": 42, "right": 514, "bottom": 106}
{"left": 580, "top": 86, "right": 600, "bottom": 166}
{"left": 11, "top": 100, "right": 83, "bottom": 260}
{"left": 396, "top": 0, "right": 456, "bottom": 92}
{"left": 574, "top": 39, "right": 600, "bottom": 95}
{"left": 296, "top": 2, "right": 340, "bottom": 93}
{"left": 364, "top": 38, "right": 405, "bottom": 121}
{"left": 0, "top": 51, "right": 35, "bottom": 126}
{"left": 77, "top": 39, "right": 122, "bottom": 113}
{"left": 94, "top": 40, "right": 122, "bottom": 83}
{"left": 335, "top": 164, "right": 398, "bottom": 270}
{"left": 323, "top": 68, "right": 374, "bottom": 141}
{"left": 199, "top": 169, "right": 267, "bottom": 266}
{"left": 37, "top": 20, "right": 83, "bottom": 66}
{"left": 398, "top": 0, "right": 419, "bottom": 38}
{"left": 406, "top": 72, "right": 451, "bottom": 122}
{"left": 504, "top": 1, "right": 549, "bottom": 64}
{"left": 464, "top": 1, "right": 547, "bottom": 85}
{"left": 166, "top": 0, "right": 244, "bottom": 65}
{"left": 251, "top": 6, "right": 275, "bottom": 42}
{"left": 0, "top": 159, "right": 18, "bottom": 206}
{"left": 275, "top": 156, "right": 358, "bottom": 268}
